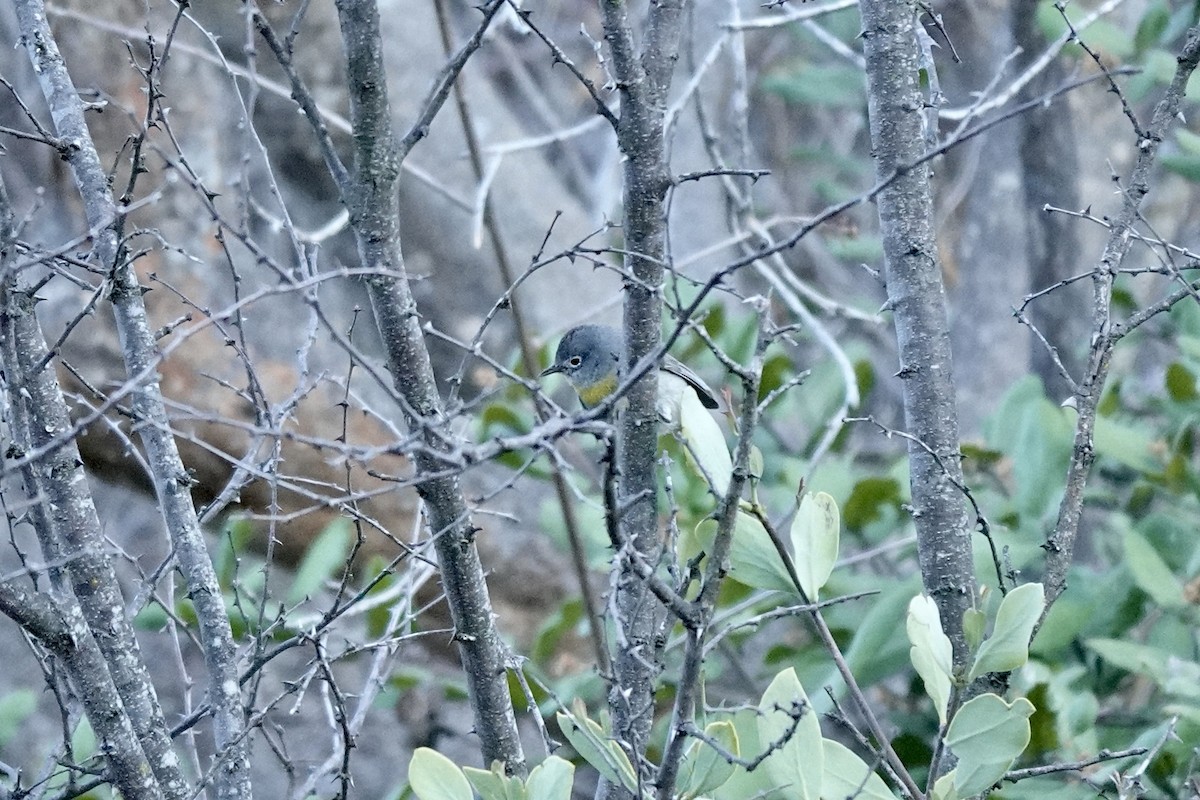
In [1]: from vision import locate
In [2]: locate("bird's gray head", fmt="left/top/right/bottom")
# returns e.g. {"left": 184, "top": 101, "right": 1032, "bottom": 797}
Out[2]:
{"left": 540, "top": 325, "right": 622, "bottom": 408}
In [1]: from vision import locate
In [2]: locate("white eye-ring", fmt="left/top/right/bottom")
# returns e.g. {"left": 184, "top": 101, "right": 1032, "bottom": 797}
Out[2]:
{"left": 568, "top": 356, "right": 582, "bottom": 367}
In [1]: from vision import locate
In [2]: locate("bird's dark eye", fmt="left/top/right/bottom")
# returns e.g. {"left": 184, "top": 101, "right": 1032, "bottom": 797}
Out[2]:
{"left": 568, "top": 356, "right": 582, "bottom": 368}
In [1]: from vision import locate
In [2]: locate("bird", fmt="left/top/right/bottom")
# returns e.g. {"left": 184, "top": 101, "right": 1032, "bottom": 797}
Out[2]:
{"left": 539, "top": 324, "right": 721, "bottom": 421}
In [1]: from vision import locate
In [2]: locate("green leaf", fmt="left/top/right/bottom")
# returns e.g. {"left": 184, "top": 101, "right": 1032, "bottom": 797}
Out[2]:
{"left": 1166, "top": 361, "right": 1199, "bottom": 402}
{"left": 680, "top": 388, "right": 732, "bottom": 496}
{"left": 820, "top": 739, "right": 900, "bottom": 800}
{"left": 1134, "top": 1, "right": 1170, "bottom": 52}
{"left": 968, "top": 583, "right": 1044, "bottom": 681}
{"left": 1086, "top": 638, "right": 1193, "bottom": 693}
{"left": 1093, "top": 415, "right": 1161, "bottom": 474}
{"left": 409, "top": 747, "right": 473, "bottom": 800}
{"left": 133, "top": 602, "right": 170, "bottom": 631}
{"left": 963, "top": 607, "right": 986, "bottom": 652}
{"left": 556, "top": 702, "right": 638, "bottom": 793}
{"left": 1162, "top": 152, "right": 1200, "bottom": 183}
{"left": 1044, "top": 667, "right": 1101, "bottom": 754}
{"left": 725, "top": 512, "right": 795, "bottom": 594}
{"left": 760, "top": 353, "right": 793, "bottom": 398}
{"left": 288, "top": 518, "right": 351, "bottom": 604}
{"left": 854, "top": 357, "right": 876, "bottom": 400}
{"left": 945, "top": 694, "right": 1035, "bottom": 797}
{"left": 214, "top": 517, "right": 258, "bottom": 588}
{"left": 842, "top": 477, "right": 902, "bottom": 530}
{"left": 531, "top": 599, "right": 586, "bottom": 666}
{"left": 985, "top": 377, "right": 1073, "bottom": 519}
{"left": 749, "top": 446, "right": 764, "bottom": 481}
{"left": 714, "top": 708, "right": 783, "bottom": 799}
{"left": 929, "top": 770, "right": 958, "bottom": 800}
{"left": 0, "top": 689, "right": 37, "bottom": 747}
{"left": 71, "top": 716, "right": 96, "bottom": 760}
{"left": 907, "top": 594, "right": 953, "bottom": 725}
{"left": 762, "top": 63, "right": 865, "bottom": 108}
{"left": 1123, "top": 527, "right": 1185, "bottom": 608}
{"left": 462, "top": 765, "right": 521, "bottom": 800}
{"left": 1136, "top": 48, "right": 1182, "bottom": 97}
{"left": 1163, "top": 660, "right": 1200, "bottom": 700}
{"left": 1177, "top": 127, "right": 1200, "bottom": 156}
{"left": 757, "top": 668, "right": 823, "bottom": 799}
{"left": 826, "top": 233, "right": 884, "bottom": 263}
{"left": 843, "top": 578, "right": 924, "bottom": 686}
{"left": 525, "top": 756, "right": 575, "bottom": 800}
{"left": 748, "top": 445, "right": 765, "bottom": 506}
{"left": 679, "top": 720, "right": 739, "bottom": 799}
{"left": 790, "top": 492, "right": 839, "bottom": 600}
{"left": 480, "top": 402, "right": 531, "bottom": 435}
{"left": 1047, "top": 9, "right": 1134, "bottom": 59}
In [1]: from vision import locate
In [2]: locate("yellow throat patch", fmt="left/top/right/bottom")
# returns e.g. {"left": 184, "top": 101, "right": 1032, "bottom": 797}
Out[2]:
{"left": 575, "top": 373, "right": 620, "bottom": 409}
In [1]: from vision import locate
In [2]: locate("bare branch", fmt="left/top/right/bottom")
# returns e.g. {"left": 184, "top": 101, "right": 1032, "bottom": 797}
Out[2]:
{"left": 1038, "top": 25, "right": 1200, "bottom": 630}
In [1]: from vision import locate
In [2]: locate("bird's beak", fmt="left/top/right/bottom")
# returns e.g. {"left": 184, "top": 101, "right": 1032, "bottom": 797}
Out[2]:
{"left": 539, "top": 363, "right": 564, "bottom": 378}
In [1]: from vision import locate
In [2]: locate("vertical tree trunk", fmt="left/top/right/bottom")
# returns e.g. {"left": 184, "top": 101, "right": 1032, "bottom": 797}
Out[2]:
{"left": 1012, "top": 0, "right": 1090, "bottom": 400}
{"left": 332, "top": 0, "right": 526, "bottom": 775}
{"left": 13, "top": 2, "right": 250, "bottom": 794}
{"left": 598, "top": 0, "right": 688, "bottom": 795}
{"left": 860, "top": 0, "right": 976, "bottom": 664}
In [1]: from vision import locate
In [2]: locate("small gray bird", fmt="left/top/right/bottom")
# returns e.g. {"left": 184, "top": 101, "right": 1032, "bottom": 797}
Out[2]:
{"left": 540, "top": 325, "right": 721, "bottom": 418}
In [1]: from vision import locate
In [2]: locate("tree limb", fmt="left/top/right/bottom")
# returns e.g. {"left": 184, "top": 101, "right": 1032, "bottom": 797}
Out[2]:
{"left": 859, "top": 0, "right": 975, "bottom": 670}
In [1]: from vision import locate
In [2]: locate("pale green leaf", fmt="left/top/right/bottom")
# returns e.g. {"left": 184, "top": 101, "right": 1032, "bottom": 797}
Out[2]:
{"left": 1087, "top": 637, "right": 1166, "bottom": 676}
{"left": 1177, "top": 128, "right": 1200, "bottom": 156}
{"left": 757, "top": 668, "right": 823, "bottom": 799}
{"left": 525, "top": 756, "right": 575, "bottom": 800}
{"left": 962, "top": 607, "right": 986, "bottom": 652}
{"left": 748, "top": 446, "right": 765, "bottom": 506}
{"left": 968, "top": 583, "right": 1044, "bottom": 681}
{"left": 463, "top": 763, "right": 524, "bottom": 800}
{"left": 1123, "top": 528, "right": 1185, "bottom": 608}
{"left": 726, "top": 512, "right": 795, "bottom": 594}
{"left": 930, "top": 770, "right": 959, "bottom": 800}
{"left": 288, "top": 518, "right": 351, "bottom": 604}
{"left": 1084, "top": 638, "right": 1200, "bottom": 697}
{"left": 556, "top": 703, "right": 638, "bottom": 794}
{"left": 984, "top": 378, "right": 1073, "bottom": 519}
{"left": 820, "top": 739, "right": 899, "bottom": 800}
{"left": 843, "top": 578, "right": 924, "bottom": 685}
{"left": 712, "top": 708, "right": 782, "bottom": 799}
{"left": 680, "top": 518, "right": 711, "bottom": 567}
{"left": 1094, "top": 415, "right": 1161, "bottom": 474}
{"left": 790, "top": 492, "right": 840, "bottom": 600}
{"left": 0, "top": 689, "right": 37, "bottom": 747}
{"left": 749, "top": 446, "right": 765, "bottom": 480}
{"left": 906, "top": 594, "right": 953, "bottom": 725}
{"left": 1089, "top": 639, "right": 1200, "bottom": 702}
{"left": 71, "top": 716, "right": 96, "bottom": 760}
{"left": 1163, "top": 659, "right": 1200, "bottom": 701}
{"left": 679, "top": 720, "right": 739, "bottom": 799}
{"left": 681, "top": 389, "right": 732, "bottom": 496}
{"left": 409, "top": 747, "right": 473, "bottom": 800}
{"left": 946, "top": 694, "right": 1035, "bottom": 797}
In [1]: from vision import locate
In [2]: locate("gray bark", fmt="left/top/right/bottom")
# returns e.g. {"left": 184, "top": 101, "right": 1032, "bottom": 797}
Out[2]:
{"left": 0, "top": 580, "right": 164, "bottom": 800}
{"left": 597, "top": 0, "right": 689, "bottom": 795}
{"left": 329, "top": 0, "right": 525, "bottom": 774}
{"left": 12, "top": 1, "right": 251, "bottom": 795}
{"left": 1041, "top": 28, "right": 1200, "bottom": 618}
{"left": 860, "top": 0, "right": 976, "bottom": 664}
{"left": 941, "top": 2, "right": 1031, "bottom": 434}
{"left": 1012, "top": 0, "right": 1090, "bottom": 400}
